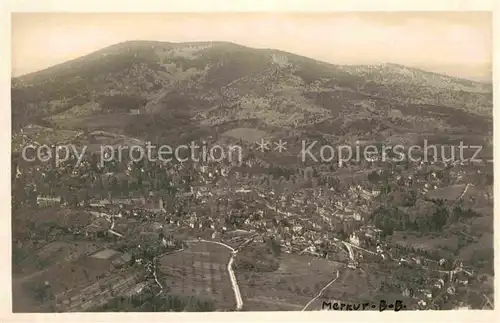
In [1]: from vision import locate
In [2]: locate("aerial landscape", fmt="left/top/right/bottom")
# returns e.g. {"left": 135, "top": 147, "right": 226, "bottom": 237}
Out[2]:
{"left": 10, "top": 12, "right": 494, "bottom": 312}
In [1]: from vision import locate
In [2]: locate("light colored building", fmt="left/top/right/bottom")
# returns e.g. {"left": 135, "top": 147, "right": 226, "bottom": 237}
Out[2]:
{"left": 349, "top": 233, "right": 360, "bottom": 246}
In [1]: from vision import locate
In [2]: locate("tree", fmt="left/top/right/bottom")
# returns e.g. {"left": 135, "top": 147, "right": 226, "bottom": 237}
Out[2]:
{"left": 470, "top": 247, "right": 494, "bottom": 274}
{"left": 368, "top": 170, "right": 380, "bottom": 183}
{"left": 430, "top": 206, "right": 449, "bottom": 231}
{"left": 267, "top": 237, "right": 281, "bottom": 258}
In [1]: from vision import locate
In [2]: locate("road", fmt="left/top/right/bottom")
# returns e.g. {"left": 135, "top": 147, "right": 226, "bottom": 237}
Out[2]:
{"left": 454, "top": 183, "right": 473, "bottom": 205}
{"left": 227, "top": 251, "right": 243, "bottom": 310}
{"left": 301, "top": 270, "right": 340, "bottom": 311}
{"left": 186, "top": 239, "right": 243, "bottom": 311}
{"left": 301, "top": 241, "right": 358, "bottom": 311}
{"left": 425, "top": 281, "right": 452, "bottom": 310}
{"left": 186, "top": 239, "right": 235, "bottom": 252}
{"left": 342, "top": 240, "right": 377, "bottom": 255}
{"left": 342, "top": 241, "right": 355, "bottom": 261}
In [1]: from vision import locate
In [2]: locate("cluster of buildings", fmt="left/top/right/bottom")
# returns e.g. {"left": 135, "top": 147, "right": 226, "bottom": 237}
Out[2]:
{"left": 12, "top": 133, "right": 490, "bottom": 311}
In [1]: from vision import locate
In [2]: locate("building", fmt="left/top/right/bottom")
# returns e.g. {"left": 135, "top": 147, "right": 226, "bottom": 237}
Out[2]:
{"left": 349, "top": 233, "right": 360, "bottom": 246}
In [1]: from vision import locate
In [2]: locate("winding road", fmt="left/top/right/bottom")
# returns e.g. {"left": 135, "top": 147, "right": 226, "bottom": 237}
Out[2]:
{"left": 342, "top": 241, "right": 355, "bottom": 261}
{"left": 301, "top": 270, "right": 340, "bottom": 311}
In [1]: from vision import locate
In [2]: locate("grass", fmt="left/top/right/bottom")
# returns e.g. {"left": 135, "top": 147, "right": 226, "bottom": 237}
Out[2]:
{"left": 391, "top": 231, "right": 459, "bottom": 253}
{"left": 235, "top": 252, "right": 346, "bottom": 310}
{"left": 221, "top": 128, "right": 269, "bottom": 143}
{"left": 92, "top": 292, "right": 217, "bottom": 312}
{"left": 13, "top": 240, "right": 109, "bottom": 277}
{"left": 17, "top": 128, "right": 81, "bottom": 146}
{"left": 50, "top": 102, "right": 102, "bottom": 120}
{"left": 50, "top": 113, "right": 137, "bottom": 133}
{"left": 157, "top": 242, "right": 236, "bottom": 310}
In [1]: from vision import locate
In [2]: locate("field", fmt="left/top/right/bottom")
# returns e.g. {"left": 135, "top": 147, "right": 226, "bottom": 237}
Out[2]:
{"left": 425, "top": 184, "right": 471, "bottom": 201}
{"left": 13, "top": 208, "right": 93, "bottom": 233}
{"left": 221, "top": 128, "right": 270, "bottom": 143}
{"left": 14, "top": 128, "right": 81, "bottom": 147}
{"left": 12, "top": 244, "right": 120, "bottom": 312}
{"left": 299, "top": 268, "right": 409, "bottom": 311}
{"left": 391, "top": 232, "right": 459, "bottom": 253}
{"left": 158, "top": 241, "right": 236, "bottom": 310}
{"left": 51, "top": 112, "right": 140, "bottom": 135}
{"left": 49, "top": 102, "right": 102, "bottom": 120}
{"left": 13, "top": 240, "right": 112, "bottom": 276}
{"left": 235, "top": 253, "right": 346, "bottom": 310}
{"left": 233, "top": 248, "right": 416, "bottom": 311}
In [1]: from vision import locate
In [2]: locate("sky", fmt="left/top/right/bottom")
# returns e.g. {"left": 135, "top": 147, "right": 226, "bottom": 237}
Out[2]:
{"left": 11, "top": 12, "right": 492, "bottom": 81}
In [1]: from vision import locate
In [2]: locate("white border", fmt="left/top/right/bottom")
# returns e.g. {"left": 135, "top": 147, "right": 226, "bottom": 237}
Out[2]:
{"left": 1, "top": 1, "right": 498, "bottom": 323}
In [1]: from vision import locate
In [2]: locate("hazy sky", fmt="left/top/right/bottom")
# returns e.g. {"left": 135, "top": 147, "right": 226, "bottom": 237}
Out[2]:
{"left": 11, "top": 12, "right": 492, "bottom": 81}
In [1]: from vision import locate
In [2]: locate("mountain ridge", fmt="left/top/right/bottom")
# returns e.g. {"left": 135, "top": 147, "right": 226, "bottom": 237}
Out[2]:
{"left": 11, "top": 40, "right": 492, "bottom": 150}
{"left": 13, "top": 40, "right": 489, "bottom": 86}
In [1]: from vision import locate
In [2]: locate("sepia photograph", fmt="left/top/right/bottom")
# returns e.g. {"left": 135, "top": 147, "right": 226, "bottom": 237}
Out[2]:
{"left": 8, "top": 9, "right": 494, "bottom": 315}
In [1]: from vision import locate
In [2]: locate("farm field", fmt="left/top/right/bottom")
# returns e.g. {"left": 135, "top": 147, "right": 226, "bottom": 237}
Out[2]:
{"left": 235, "top": 253, "right": 346, "bottom": 310}
{"left": 12, "top": 250, "right": 130, "bottom": 312}
{"left": 13, "top": 240, "right": 112, "bottom": 277}
{"left": 158, "top": 241, "right": 236, "bottom": 310}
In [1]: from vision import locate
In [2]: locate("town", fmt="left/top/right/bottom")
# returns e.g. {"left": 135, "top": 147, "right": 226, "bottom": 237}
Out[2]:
{"left": 12, "top": 135, "right": 494, "bottom": 311}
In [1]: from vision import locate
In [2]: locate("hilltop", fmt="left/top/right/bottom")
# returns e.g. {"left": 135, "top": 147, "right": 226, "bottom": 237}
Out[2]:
{"left": 11, "top": 40, "right": 492, "bottom": 149}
